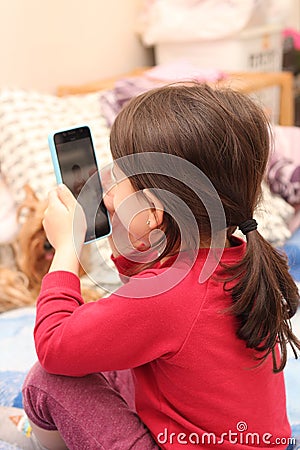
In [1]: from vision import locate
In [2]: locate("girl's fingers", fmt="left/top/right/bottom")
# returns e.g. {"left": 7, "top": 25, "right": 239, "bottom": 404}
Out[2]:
{"left": 56, "top": 184, "right": 77, "bottom": 210}
{"left": 45, "top": 187, "right": 72, "bottom": 221}
{"left": 48, "top": 188, "right": 59, "bottom": 203}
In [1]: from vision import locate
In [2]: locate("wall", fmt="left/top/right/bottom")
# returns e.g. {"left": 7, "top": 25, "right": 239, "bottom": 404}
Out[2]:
{"left": 0, "top": 0, "right": 153, "bottom": 93}
{"left": 0, "top": 1, "right": 298, "bottom": 94}
{"left": 288, "top": 0, "right": 300, "bottom": 30}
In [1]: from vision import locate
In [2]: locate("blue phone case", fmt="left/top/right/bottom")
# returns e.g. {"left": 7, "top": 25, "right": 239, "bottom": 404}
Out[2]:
{"left": 48, "top": 125, "right": 112, "bottom": 244}
{"left": 48, "top": 130, "right": 63, "bottom": 185}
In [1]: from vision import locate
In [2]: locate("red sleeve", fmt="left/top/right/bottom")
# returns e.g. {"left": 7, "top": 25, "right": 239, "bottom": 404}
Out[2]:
{"left": 34, "top": 269, "right": 188, "bottom": 376}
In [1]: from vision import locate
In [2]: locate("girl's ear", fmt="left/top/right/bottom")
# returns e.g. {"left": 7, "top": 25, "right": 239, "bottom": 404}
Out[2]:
{"left": 143, "top": 188, "right": 164, "bottom": 228}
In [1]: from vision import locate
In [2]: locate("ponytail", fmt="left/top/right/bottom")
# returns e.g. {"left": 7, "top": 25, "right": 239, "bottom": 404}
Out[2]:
{"left": 225, "top": 230, "right": 300, "bottom": 372}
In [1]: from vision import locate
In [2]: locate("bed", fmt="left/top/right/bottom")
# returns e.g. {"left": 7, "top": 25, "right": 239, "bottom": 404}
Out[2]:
{"left": 0, "top": 65, "right": 299, "bottom": 448}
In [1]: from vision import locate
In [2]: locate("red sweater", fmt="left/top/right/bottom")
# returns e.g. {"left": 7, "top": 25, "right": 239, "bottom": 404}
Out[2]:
{"left": 34, "top": 238, "right": 291, "bottom": 449}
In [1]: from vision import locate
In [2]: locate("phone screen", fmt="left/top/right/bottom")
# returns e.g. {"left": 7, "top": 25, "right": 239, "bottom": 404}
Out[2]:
{"left": 53, "top": 126, "right": 111, "bottom": 243}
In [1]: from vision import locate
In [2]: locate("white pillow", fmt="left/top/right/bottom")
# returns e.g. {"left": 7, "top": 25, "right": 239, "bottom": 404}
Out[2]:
{"left": 0, "top": 89, "right": 112, "bottom": 204}
{"left": 0, "top": 173, "right": 18, "bottom": 244}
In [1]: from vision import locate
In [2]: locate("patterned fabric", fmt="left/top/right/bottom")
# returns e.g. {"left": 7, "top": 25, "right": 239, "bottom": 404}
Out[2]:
{"left": 0, "top": 441, "right": 22, "bottom": 450}
{"left": 0, "top": 407, "right": 35, "bottom": 450}
{"left": 0, "top": 307, "right": 36, "bottom": 373}
{"left": 0, "top": 372, "right": 26, "bottom": 409}
{"left": 0, "top": 89, "right": 112, "bottom": 205}
{"left": 100, "top": 76, "right": 159, "bottom": 127}
{"left": 253, "top": 181, "right": 293, "bottom": 247}
{"left": 233, "top": 181, "right": 293, "bottom": 248}
{"left": 268, "top": 126, "right": 300, "bottom": 206}
{"left": 0, "top": 89, "right": 121, "bottom": 291}
{"left": 0, "top": 174, "right": 18, "bottom": 244}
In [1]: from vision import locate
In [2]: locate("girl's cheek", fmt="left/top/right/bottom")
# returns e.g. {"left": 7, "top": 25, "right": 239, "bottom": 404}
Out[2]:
{"left": 113, "top": 194, "right": 150, "bottom": 241}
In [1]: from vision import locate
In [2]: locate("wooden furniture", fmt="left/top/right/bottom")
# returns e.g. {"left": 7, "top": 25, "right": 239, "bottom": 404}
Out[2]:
{"left": 220, "top": 71, "right": 294, "bottom": 126}
{"left": 57, "top": 68, "right": 294, "bottom": 126}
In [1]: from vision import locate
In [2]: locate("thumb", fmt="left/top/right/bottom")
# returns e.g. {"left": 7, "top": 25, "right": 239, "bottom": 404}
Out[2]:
{"left": 48, "top": 187, "right": 61, "bottom": 205}
{"left": 47, "top": 188, "right": 68, "bottom": 212}
{"left": 57, "top": 184, "right": 77, "bottom": 211}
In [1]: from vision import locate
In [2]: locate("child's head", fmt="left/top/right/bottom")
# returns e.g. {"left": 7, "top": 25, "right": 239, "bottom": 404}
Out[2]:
{"left": 110, "top": 83, "right": 270, "bottom": 249}
{"left": 109, "top": 83, "right": 300, "bottom": 373}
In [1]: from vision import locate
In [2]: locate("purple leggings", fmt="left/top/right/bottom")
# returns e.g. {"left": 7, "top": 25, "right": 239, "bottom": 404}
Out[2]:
{"left": 22, "top": 362, "right": 160, "bottom": 450}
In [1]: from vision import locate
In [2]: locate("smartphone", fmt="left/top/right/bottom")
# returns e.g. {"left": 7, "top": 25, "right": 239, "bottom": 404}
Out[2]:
{"left": 48, "top": 125, "right": 111, "bottom": 244}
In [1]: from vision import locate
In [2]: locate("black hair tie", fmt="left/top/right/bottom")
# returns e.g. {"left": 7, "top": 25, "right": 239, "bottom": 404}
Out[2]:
{"left": 238, "top": 219, "right": 258, "bottom": 235}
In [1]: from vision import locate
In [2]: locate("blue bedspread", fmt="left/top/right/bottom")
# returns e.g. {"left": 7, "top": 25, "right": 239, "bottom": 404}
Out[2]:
{"left": 0, "top": 308, "right": 36, "bottom": 410}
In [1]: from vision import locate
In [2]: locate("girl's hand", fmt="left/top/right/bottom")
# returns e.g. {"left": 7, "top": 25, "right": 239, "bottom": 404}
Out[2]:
{"left": 43, "top": 184, "right": 87, "bottom": 253}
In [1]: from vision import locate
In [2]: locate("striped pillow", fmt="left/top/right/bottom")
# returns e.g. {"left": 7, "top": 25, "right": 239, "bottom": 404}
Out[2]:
{"left": 0, "top": 89, "right": 112, "bottom": 204}
{"left": 0, "top": 89, "right": 120, "bottom": 291}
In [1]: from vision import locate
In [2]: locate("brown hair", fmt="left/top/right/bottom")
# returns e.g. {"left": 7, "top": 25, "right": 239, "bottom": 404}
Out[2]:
{"left": 110, "top": 83, "right": 300, "bottom": 372}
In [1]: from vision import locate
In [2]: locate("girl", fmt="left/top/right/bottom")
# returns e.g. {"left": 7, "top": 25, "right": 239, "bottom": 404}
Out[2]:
{"left": 22, "top": 83, "right": 300, "bottom": 449}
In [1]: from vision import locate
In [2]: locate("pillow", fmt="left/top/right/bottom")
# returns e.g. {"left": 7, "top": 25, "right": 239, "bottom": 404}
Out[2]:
{"left": 0, "top": 174, "right": 18, "bottom": 244}
{"left": 268, "top": 125, "right": 300, "bottom": 206}
{"left": 0, "top": 89, "right": 112, "bottom": 205}
{"left": 0, "top": 89, "right": 120, "bottom": 291}
{"left": 253, "top": 181, "right": 293, "bottom": 247}
{"left": 233, "top": 181, "right": 293, "bottom": 248}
